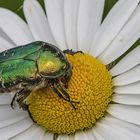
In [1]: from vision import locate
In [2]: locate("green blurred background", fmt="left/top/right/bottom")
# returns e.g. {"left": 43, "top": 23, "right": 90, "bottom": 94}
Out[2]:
{"left": 0, "top": 0, "right": 44, "bottom": 19}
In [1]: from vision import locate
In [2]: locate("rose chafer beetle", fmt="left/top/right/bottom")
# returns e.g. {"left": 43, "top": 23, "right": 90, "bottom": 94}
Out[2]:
{"left": 0, "top": 41, "right": 78, "bottom": 110}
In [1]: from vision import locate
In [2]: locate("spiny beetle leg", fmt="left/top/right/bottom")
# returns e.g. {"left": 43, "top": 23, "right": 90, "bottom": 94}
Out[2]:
{"left": 19, "top": 102, "right": 28, "bottom": 111}
{"left": 55, "top": 82, "right": 70, "bottom": 101}
{"left": 11, "top": 88, "right": 25, "bottom": 109}
{"left": 49, "top": 82, "right": 64, "bottom": 99}
{"left": 49, "top": 80, "right": 78, "bottom": 109}
{"left": 55, "top": 79, "right": 79, "bottom": 109}
{"left": 11, "top": 88, "right": 31, "bottom": 110}
{"left": 50, "top": 83, "right": 76, "bottom": 110}
{"left": 16, "top": 89, "right": 31, "bottom": 110}
{"left": 63, "top": 49, "right": 83, "bottom": 55}
{"left": 53, "top": 134, "right": 58, "bottom": 140}
{"left": 55, "top": 80, "right": 71, "bottom": 102}
{"left": 56, "top": 81, "right": 79, "bottom": 110}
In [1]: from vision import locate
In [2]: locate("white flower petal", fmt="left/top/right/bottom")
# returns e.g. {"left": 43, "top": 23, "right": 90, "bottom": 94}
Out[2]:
{"left": 0, "top": 106, "right": 27, "bottom": 120}
{"left": 75, "top": 131, "right": 88, "bottom": 140}
{"left": 93, "top": 129, "right": 105, "bottom": 140}
{"left": 108, "top": 104, "right": 140, "bottom": 125}
{"left": 131, "top": 3, "right": 140, "bottom": 17}
{"left": 0, "top": 105, "right": 28, "bottom": 128}
{"left": 105, "top": 115, "right": 140, "bottom": 134}
{"left": 0, "top": 28, "right": 14, "bottom": 44}
{"left": 113, "top": 65, "right": 140, "bottom": 86}
{"left": 23, "top": 0, "right": 55, "bottom": 45}
{"left": 77, "top": 0, "right": 105, "bottom": 53}
{"left": 0, "top": 8, "right": 34, "bottom": 45}
{"left": 90, "top": 0, "right": 140, "bottom": 56}
{"left": 0, "top": 36, "right": 14, "bottom": 52}
{"left": 115, "top": 82, "right": 140, "bottom": 94}
{"left": 0, "top": 117, "right": 33, "bottom": 140}
{"left": 0, "top": 94, "right": 13, "bottom": 105}
{"left": 103, "top": 116, "right": 140, "bottom": 140}
{"left": 10, "top": 125, "right": 44, "bottom": 140}
{"left": 64, "top": 0, "right": 79, "bottom": 51}
{"left": 44, "top": 0, "right": 67, "bottom": 50}
{"left": 99, "top": 5, "right": 140, "bottom": 64}
{"left": 57, "top": 135, "right": 69, "bottom": 140}
{"left": 0, "top": 115, "right": 27, "bottom": 129}
{"left": 95, "top": 121, "right": 132, "bottom": 140}
{"left": 110, "top": 45, "right": 140, "bottom": 76}
{"left": 42, "top": 133, "right": 53, "bottom": 140}
{"left": 112, "top": 94, "right": 140, "bottom": 105}
{"left": 84, "top": 129, "right": 96, "bottom": 140}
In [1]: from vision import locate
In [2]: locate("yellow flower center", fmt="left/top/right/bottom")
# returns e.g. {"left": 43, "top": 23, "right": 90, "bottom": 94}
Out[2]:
{"left": 27, "top": 53, "right": 113, "bottom": 134}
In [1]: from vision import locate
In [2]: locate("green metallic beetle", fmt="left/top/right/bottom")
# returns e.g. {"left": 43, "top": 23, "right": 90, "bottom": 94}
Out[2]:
{"left": 0, "top": 41, "right": 78, "bottom": 110}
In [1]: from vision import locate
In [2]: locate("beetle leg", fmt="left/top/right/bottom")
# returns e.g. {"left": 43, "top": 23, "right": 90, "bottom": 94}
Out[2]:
{"left": 55, "top": 81, "right": 79, "bottom": 109}
{"left": 16, "top": 89, "right": 31, "bottom": 110}
{"left": 55, "top": 82, "right": 71, "bottom": 101}
{"left": 11, "top": 88, "right": 31, "bottom": 110}
{"left": 49, "top": 79, "right": 79, "bottom": 109}
{"left": 50, "top": 83, "right": 76, "bottom": 109}
{"left": 11, "top": 89, "right": 24, "bottom": 109}
{"left": 63, "top": 49, "right": 83, "bottom": 55}
{"left": 49, "top": 82, "right": 65, "bottom": 99}
{"left": 53, "top": 134, "right": 58, "bottom": 140}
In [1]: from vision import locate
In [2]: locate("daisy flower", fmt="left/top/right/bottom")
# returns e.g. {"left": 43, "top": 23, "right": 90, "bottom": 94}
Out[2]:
{"left": 0, "top": 0, "right": 140, "bottom": 139}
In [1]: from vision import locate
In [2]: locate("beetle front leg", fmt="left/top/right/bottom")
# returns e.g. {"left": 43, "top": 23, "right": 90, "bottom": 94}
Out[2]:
{"left": 49, "top": 82, "right": 64, "bottom": 99}
{"left": 53, "top": 134, "right": 58, "bottom": 140}
{"left": 50, "top": 83, "right": 77, "bottom": 109}
{"left": 11, "top": 88, "right": 31, "bottom": 110}
{"left": 49, "top": 79, "right": 79, "bottom": 109}
{"left": 63, "top": 49, "right": 83, "bottom": 55}
{"left": 55, "top": 81, "right": 79, "bottom": 109}
{"left": 11, "top": 89, "right": 24, "bottom": 109}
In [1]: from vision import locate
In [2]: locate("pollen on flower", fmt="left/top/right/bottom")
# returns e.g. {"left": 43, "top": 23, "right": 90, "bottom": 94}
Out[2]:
{"left": 27, "top": 53, "right": 113, "bottom": 134}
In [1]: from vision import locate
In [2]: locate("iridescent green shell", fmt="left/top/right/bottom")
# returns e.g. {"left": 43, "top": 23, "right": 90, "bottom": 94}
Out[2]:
{"left": 0, "top": 41, "right": 69, "bottom": 89}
